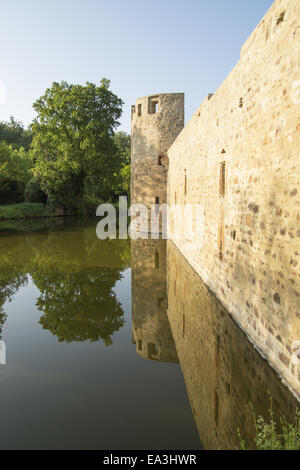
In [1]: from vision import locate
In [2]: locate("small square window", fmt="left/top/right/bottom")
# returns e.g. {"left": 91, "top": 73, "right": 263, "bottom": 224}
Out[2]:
{"left": 148, "top": 96, "right": 159, "bottom": 114}
{"left": 148, "top": 343, "right": 158, "bottom": 360}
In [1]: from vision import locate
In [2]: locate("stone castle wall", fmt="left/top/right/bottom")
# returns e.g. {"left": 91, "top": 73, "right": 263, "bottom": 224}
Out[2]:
{"left": 167, "top": 240, "right": 299, "bottom": 449}
{"left": 167, "top": 0, "right": 300, "bottom": 398}
{"left": 131, "top": 0, "right": 300, "bottom": 398}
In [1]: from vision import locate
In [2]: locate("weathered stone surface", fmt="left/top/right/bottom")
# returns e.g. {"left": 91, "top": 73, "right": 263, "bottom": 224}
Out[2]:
{"left": 166, "top": 0, "right": 300, "bottom": 399}
{"left": 131, "top": 93, "right": 184, "bottom": 228}
{"left": 131, "top": 239, "right": 178, "bottom": 363}
{"left": 131, "top": 0, "right": 300, "bottom": 399}
{"left": 167, "top": 240, "right": 299, "bottom": 449}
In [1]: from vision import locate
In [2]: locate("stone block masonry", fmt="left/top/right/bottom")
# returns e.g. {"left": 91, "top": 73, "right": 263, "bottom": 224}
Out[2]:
{"left": 131, "top": 0, "right": 300, "bottom": 399}
{"left": 167, "top": 240, "right": 299, "bottom": 449}
{"left": 131, "top": 93, "right": 184, "bottom": 228}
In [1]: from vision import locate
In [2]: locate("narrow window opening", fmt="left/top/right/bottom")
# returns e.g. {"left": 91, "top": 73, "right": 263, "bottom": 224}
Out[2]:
{"left": 214, "top": 390, "right": 219, "bottom": 427}
{"left": 155, "top": 196, "right": 160, "bottom": 216}
{"left": 152, "top": 101, "right": 158, "bottom": 114}
{"left": 158, "top": 155, "right": 163, "bottom": 166}
{"left": 148, "top": 343, "right": 158, "bottom": 360}
{"left": 155, "top": 249, "right": 159, "bottom": 269}
{"left": 239, "top": 97, "right": 243, "bottom": 108}
{"left": 137, "top": 103, "right": 142, "bottom": 116}
{"left": 138, "top": 340, "right": 142, "bottom": 351}
{"left": 231, "top": 230, "right": 236, "bottom": 240}
{"left": 219, "top": 162, "right": 226, "bottom": 197}
{"left": 276, "top": 11, "right": 285, "bottom": 26}
{"left": 216, "top": 334, "right": 220, "bottom": 371}
{"left": 148, "top": 96, "right": 159, "bottom": 114}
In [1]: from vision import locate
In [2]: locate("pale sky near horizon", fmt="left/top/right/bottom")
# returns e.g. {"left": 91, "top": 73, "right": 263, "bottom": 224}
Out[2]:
{"left": 0, "top": 0, "right": 274, "bottom": 133}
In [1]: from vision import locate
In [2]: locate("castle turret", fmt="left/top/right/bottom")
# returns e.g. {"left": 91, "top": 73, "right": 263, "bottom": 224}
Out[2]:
{"left": 131, "top": 93, "right": 184, "bottom": 226}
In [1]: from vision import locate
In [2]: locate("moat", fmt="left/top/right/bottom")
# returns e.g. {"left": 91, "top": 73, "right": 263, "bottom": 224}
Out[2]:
{"left": 0, "top": 217, "right": 298, "bottom": 450}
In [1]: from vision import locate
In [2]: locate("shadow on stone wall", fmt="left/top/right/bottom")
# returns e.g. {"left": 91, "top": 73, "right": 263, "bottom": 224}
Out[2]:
{"left": 167, "top": 240, "right": 299, "bottom": 449}
{"left": 230, "top": 173, "right": 300, "bottom": 390}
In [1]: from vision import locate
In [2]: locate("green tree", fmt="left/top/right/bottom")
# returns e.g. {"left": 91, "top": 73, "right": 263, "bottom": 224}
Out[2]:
{"left": 0, "top": 117, "right": 32, "bottom": 151}
{"left": 31, "top": 79, "right": 124, "bottom": 211}
{"left": 112, "top": 131, "right": 131, "bottom": 196}
{"left": 0, "top": 141, "right": 32, "bottom": 204}
{"left": 113, "top": 131, "right": 131, "bottom": 166}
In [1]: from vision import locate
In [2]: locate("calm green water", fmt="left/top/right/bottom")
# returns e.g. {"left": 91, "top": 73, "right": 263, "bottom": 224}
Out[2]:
{"left": 0, "top": 217, "right": 298, "bottom": 450}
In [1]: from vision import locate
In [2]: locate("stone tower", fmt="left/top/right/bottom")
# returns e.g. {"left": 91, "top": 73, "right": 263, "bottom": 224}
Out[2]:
{"left": 131, "top": 93, "right": 184, "bottom": 222}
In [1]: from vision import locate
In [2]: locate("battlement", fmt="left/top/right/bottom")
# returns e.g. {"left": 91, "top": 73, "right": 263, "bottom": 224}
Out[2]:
{"left": 131, "top": 93, "right": 184, "bottom": 123}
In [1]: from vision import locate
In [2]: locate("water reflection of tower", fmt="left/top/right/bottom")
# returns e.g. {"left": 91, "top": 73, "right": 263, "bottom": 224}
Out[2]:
{"left": 131, "top": 239, "right": 178, "bottom": 363}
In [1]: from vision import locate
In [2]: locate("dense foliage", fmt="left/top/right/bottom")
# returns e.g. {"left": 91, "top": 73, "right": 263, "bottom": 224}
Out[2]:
{"left": 0, "top": 141, "right": 32, "bottom": 204}
{"left": 0, "top": 79, "right": 130, "bottom": 214}
{"left": 0, "top": 117, "right": 33, "bottom": 151}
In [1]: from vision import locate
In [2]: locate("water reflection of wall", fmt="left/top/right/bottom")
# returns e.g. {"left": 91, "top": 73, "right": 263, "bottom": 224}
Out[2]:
{"left": 167, "top": 240, "right": 299, "bottom": 450}
{"left": 131, "top": 239, "right": 178, "bottom": 363}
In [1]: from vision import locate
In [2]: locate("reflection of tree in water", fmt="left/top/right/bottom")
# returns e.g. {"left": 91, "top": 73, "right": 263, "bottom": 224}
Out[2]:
{"left": 0, "top": 267, "right": 27, "bottom": 339}
{"left": 32, "top": 267, "right": 125, "bottom": 345}
{"left": 0, "top": 222, "right": 130, "bottom": 344}
{"left": 0, "top": 306, "right": 6, "bottom": 340}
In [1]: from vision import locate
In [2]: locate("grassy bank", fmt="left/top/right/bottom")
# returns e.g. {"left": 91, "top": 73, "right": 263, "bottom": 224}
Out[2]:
{"left": 0, "top": 203, "right": 54, "bottom": 220}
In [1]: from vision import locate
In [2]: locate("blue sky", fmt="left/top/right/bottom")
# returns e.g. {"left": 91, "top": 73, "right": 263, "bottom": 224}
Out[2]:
{"left": 0, "top": 0, "right": 273, "bottom": 133}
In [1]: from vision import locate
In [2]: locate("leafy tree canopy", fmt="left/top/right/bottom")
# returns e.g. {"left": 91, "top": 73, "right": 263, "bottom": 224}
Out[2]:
{"left": 0, "top": 141, "right": 32, "bottom": 204}
{"left": 31, "top": 79, "right": 124, "bottom": 210}
{"left": 0, "top": 116, "right": 32, "bottom": 151}
{"left": 113, "top": 131, "right": 131, "bottom": 166}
